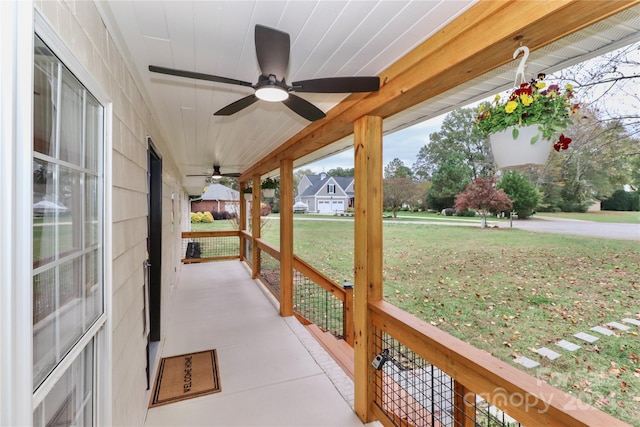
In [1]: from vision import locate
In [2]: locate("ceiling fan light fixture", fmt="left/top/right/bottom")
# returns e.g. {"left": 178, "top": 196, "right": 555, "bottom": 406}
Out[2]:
{"left": 255, "top": 85, "right": 288, "bottom": 102}
{"left": 212, "top": 166, "right": 222, "bottom": 179}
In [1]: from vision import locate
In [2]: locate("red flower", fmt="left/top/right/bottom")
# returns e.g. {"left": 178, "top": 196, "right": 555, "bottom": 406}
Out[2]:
{"left": 554, "top": 134, "right": 572, "bottom": 151}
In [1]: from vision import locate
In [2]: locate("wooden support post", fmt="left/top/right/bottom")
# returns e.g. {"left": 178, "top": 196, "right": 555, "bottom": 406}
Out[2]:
{"left": 454, "top": 380, "right": 476, "bottom": 427}
{"left": 279, "top": 159, "right": 294, "bottom": 317}
{"left": 239, "top": 181, "right": 247, "bottom": 260}
{"left": 251, "top": 174, "right": 261, "bottom": 279}
{"left": 353, "top": 115, "right": 383, "bottom": 423}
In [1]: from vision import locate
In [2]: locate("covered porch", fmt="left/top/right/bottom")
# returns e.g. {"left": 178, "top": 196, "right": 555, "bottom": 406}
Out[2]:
{"left": 107, "top": 1, "right": 637, "bottom": 427}
{"left": 144, "top": 260, "right": 373, "bottom": 427}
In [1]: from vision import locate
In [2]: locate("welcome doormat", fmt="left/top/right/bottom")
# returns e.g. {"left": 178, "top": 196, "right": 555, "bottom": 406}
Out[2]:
{"left": 149, "top": 349, "right": 221, "bottom": 408}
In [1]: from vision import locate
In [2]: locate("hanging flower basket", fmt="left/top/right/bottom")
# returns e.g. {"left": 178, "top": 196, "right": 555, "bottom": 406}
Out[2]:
{"left": 262, "top": 188, "right": 275, "bottom": 198}
{"left": 489, "top": 125, "right": 554, "bottom": 170}
{"left": 476, "top": 46, "right": 578, "bottom": 169}
{"left": 261, "top": 177, "right": 278, "bottom": 198}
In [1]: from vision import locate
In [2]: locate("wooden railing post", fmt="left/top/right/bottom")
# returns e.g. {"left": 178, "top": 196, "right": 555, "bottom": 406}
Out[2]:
{"left": 279, "top": 159, "right": 293, "bottom": 316}
{"left": 454, "top": 380, "right": 476, "bottom": 427}
{"left": 251, "top": 174, "right": 261, "bottom": 279}
{"left": 239, "top": 181, "right": 247, "bottom": 261}
{"left": 343, "top": 282, "right": 354, "bottom": 346}
{"left": 353, "top": 115, "right": 383, "bottom": 423}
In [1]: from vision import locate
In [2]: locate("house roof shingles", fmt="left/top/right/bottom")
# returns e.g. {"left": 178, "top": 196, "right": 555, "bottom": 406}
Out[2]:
{"left": 300, "top": 175, "right": 354, "bottom": 197}
{"left": 200, "top": 183, "right": 239, "bottom": 201}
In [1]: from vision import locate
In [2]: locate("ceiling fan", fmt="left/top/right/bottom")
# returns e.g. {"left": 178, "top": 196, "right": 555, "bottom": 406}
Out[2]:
{"left": 187, "top": 165, "right": 241, "bottom": 179}
{"left": 149, "top": 24, "right": 380, "bottom": 121}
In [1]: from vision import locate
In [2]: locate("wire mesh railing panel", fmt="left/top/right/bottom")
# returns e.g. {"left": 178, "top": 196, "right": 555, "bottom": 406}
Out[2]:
{"left": 182, "top": 235, "right": 239, "bottom": 260}
{"left": 474, "top": 398, "right": 522, "bottom": 427}
{"left": 260, "top": 250, "right": 280, "bottom": 297}
{"left": 293, "top": 269, "right": 344, "bottom": 338}
{"left": 372, "top": 327, "right": 523, "bottom": 427}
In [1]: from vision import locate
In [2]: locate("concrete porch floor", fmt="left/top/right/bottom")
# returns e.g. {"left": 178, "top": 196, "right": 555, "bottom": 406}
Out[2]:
{"left": 144, "top": 261, "right": 379, "bottom": 427}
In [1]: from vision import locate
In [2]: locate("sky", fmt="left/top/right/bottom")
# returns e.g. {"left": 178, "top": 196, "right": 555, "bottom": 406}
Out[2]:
{"left": 298, "top": 114, "right": 446, "bottom": 174}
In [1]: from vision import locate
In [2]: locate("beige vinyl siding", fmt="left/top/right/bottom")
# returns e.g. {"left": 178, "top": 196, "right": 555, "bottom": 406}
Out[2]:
{"left": 35, "top": 1, "right": 185, "bottom": 424}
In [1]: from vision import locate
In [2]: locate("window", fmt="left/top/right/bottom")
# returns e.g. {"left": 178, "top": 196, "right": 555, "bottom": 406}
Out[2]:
{"left": 328, "top": 184, "right": 336, "bottom": 194}
{"left": 33, "top": 339, "right": 95, "bottom": 427}
{"left": 32, "top": 34, "right": 104, "bottom": 423}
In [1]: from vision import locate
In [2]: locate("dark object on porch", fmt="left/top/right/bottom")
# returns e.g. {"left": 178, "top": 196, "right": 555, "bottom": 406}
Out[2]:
{"left": 185, "top": 242, "right": 201, "bottom": 259}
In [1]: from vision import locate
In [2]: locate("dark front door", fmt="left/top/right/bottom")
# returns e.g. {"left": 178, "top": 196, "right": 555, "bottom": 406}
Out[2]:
{"left": 148, "top": 140, "right": 162, "bottom": 342}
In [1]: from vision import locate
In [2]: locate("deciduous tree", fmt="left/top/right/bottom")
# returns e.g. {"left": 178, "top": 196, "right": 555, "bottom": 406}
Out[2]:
{"left": 412, "top": 107, "right": 493, "bottom": 181}
{"left": 497, "top": 171, "right": 540, "bottom": 219}
{"left": 426, "top": 155, "right": 473, "bottom": 211}
{"left": 383, "top": 177, "right": 421, "bottom": 218}
{"left": 455, "top": 177, "right": 512, "bottom": 227}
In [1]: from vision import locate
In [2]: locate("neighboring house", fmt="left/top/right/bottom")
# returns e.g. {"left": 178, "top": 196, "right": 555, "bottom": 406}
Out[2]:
{"left": 190, "top": 183, "right": 239, "bottom": 214}
{"left": 297, "top": 173, "right": 354, "bottom": 214}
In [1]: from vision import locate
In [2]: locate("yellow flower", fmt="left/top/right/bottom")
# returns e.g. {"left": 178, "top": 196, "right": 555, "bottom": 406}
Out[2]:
{"left": 535, "top": 81, "right": 546, "bottom": 89}
{"left": 565, "top": 84, "right": 573, "bottom": 91}
{"left": 520, "top": 94, "right": 534, "bottom": 106}
{"left": 505, "top": 100, "right": 518, "bottom": 114}
{"left": 494, "top": 94, "right": 501, "bottom": 102}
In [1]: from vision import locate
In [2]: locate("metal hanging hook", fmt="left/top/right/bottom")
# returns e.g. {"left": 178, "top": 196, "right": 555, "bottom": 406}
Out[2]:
{"left": 513, "top": 46, "right": 529, "bottom": 87}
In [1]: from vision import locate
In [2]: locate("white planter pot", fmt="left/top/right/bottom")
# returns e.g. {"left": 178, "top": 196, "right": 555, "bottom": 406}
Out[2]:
{"left": 262, "top": 188, "right": 275, "bottom": 198}
{"left": 489, "top": 125, "right": 554, "bottom": 170}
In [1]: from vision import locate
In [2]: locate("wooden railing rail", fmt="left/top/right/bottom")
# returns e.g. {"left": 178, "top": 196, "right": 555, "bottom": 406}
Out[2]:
{"left": 182, "top": 230, "right": 240, "bottom": 238}
{"left": 180, "top": 230, "right": 241, "bottom": 263}
{"left": 293, "top": 255, "right": 354, "bottom": 345}
{"left": 249, "top": 238, "right": 354, "bottom": 344}
{"left": 369, "top": 300, "right": 628, "bottom": 427}
{"left": 255, "top": 238, "right": 280, "bottom": 260}
{"left": 292, "top": 256, "right": 346, "bottom": 301}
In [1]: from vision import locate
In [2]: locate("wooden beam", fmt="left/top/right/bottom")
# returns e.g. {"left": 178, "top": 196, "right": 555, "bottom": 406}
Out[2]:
{"left": 279, "top": 158, "right": 293, "bottom": 317}
{"left": 353, "top": 115, "right": 383, "bottom": 423}
{"left": 240, "top": 0, "right": 638, "bottom": 180}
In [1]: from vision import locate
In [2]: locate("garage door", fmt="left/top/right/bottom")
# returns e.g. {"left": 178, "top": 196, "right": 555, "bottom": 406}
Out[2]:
{"left": 318, "top": 200, "right": 331, "bottom": 213}
{"left": 331, "top": 200, "right": 344, "bottom": 212}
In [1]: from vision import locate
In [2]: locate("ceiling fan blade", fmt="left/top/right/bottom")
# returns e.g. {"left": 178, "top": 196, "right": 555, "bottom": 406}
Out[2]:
{"left": 149, "top": 65, "right": 254, "bottom": 88}
{"left": 214, "top": 94, "right": 259, "bottom": 116}
{"left": 282, "top": 94, "right": 326, "bottom": 121}
{"left": 292, "top": 76, "right": 380, "bottom": 93}
{"left": 222, "top": 173, "right": 242, "bottom": 178}
{"left": 255, "top": 25, "right": 290, "bottom": 79}
{"left": 186, "top": 174, "right": 210, "bottom": 177}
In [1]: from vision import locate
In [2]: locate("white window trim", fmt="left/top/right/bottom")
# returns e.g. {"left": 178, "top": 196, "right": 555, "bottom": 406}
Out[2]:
{"left": 0, "top": 2, "right": 35, "bottom": 426}
{"left": 31, "top": 9, "right": 113, "bottom": 426}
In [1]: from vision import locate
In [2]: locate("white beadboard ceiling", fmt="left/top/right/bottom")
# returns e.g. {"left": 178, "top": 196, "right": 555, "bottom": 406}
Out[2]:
{"left": 99, "top": 1, "right": 640, "bottom": 195}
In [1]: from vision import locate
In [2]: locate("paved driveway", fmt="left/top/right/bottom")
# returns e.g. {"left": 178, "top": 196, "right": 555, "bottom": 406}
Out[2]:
{"left": 509, "top": 216, "right": 640, "bottom": 241}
